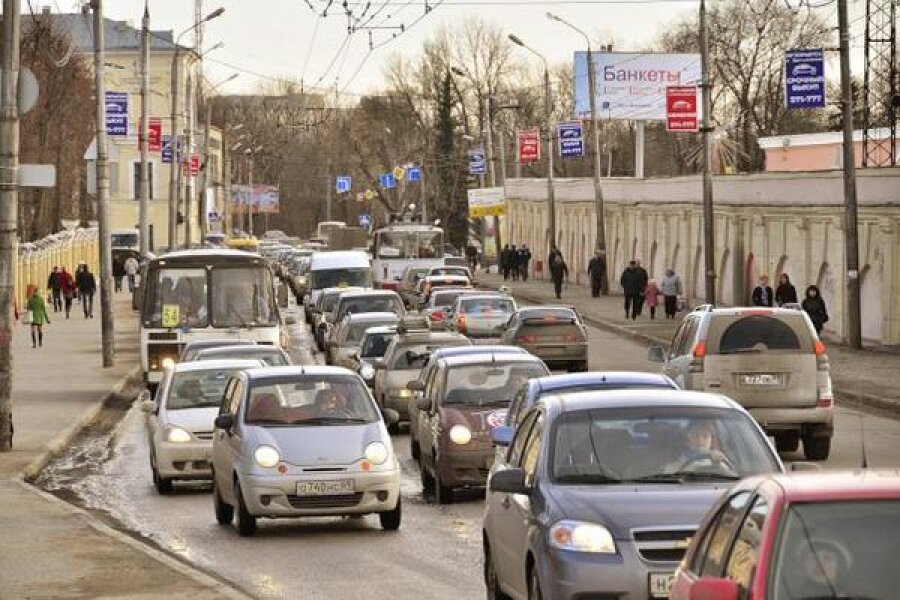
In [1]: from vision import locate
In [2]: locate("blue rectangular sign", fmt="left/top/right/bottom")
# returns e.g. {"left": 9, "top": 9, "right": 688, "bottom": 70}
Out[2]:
{"left": 335, "top": 176, "right": 352, "bottom": 193}
{"left": 407, "top": 167, "right": 422, "bottom": 182}
{"left": 379, "top": 173, "right": 397, "bottom": 189}
{"left": 785, "top": 49, "right": 825, "bottom": 109}
{"left": 105, "top": 91, "right": 129, "bottom": 136}
{"left": 468, "top": 149, "right": 486, "bottom": 175}
{"left": 161, "top": 136, "right": 183, "bottom": 164}
{"left": 557, "top": 120, "right": 585, "bottom": 158}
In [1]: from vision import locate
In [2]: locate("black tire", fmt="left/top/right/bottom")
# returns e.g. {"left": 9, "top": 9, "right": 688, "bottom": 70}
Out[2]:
{"left": 527, "top": 565, "right": 543, "bottom": 600}
{"left": 420, "top": 458, "right": 435, "bottom": 497}
{"left": 387, "top": 421, "right": 400, "bottom": 435}
{"left": 435, "top": 464, "right": 453, "bottom": 505}
{"left": 151, "top": 456, "right": 173, "bottom": 495}
{"left": 803, "top": 435, "right": 831, "bottom": 461}
{"left": 410, "top": 436, "right": 421, "bottom": 461}
{"left": 484, "top": 541, "right": 509, "bottom": 600}
{"left": 775, "top": 432, "right": 800, "bottom": 453}
{"left": 379, "top": 497, "right": 402, "bottom": 531}
{"left": 213, "top": 477, "right": 233, "bottom": 525}
{"left": 234, "top": 480, "right": 257, "bottom": 536}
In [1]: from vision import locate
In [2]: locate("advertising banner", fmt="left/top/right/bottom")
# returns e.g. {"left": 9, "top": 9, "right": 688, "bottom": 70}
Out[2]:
{"left": 105, "top": 91, "right": 129, "bottom": 136}
{"left": 784, "top": 49, "right": 825, "bottom": 109}
{"left": 557, "top": 120, "right": 585, "bottom": 158}
{"left": 573, "top": 52, "right": 701, "bottom": 121}
{"left": 517, "top": 128, "right": 541, "bottom": 163}
{"left": 666, "top": 86, "right": 699, "bottom": 132}
{"left": 467, "top": 149, "right": 487, "bottom": 175}
{"left": 467, "top": 187, "right": 506, "bottom": 218}
{"left": 230, "top": 184, "right": 280, "bottom": 214}
{"left": 148, "top": 118, "right": 162, "bottom": 152}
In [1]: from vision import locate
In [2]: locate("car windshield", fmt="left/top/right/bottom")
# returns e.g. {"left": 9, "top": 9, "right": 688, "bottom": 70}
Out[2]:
{"left": 444, "top": 363, "right": 547, "bottom": 406}
{"left": 361, "top": 331, "right": 396, "bottom": 358}
{"left": 111, "top": 232, "right": 138, "bottom": 247}
{"left": 431, "top": 291, "right": 467, "bottom": 308}
{"left": 771, "top": 500, "right": 900, "bottom": 600}
{"left": 311, "top": 267, "right": 372, "bottom": 290}
{"left": 461, "top": 297, "right": 515, "bottom": 314}
{"left": 431, "top": 267, "right": 469, "bottom": 277}
{"left": 319, "top": 292, "right": 342, "bottom": 312}
{"left": 210, "top": 267, "right": 278, "bottom": 328}
{"left": 244, "top": 376, "right": 378, "bottom": 425}
{"left": 167, "top": 369, "right": 244, "bottom": 409}
{"left": 145, "top": 267, "right": 209, "bottom": 328}
{"left": 199, "top": 349, "right": 288, "bottom": 366}
{"left": 338, "top": 296, "right": 402, "bottom": 318}
{"left": 550, "top": 407, "right": 779, "bottom": 483}
{"left": 345, "top": 320, "right": 397, "bottom": 344}
{"left": 391, "top": 342, "right": 465, "bottom": 369}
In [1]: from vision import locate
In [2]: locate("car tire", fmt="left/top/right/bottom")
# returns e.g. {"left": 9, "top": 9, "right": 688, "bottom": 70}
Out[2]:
{"left": 151, "top": 456, "right": 173, "bottom": 495}
{"left": 410, "top": 437, "right": 421, "bottom": 461}
{"left": 484, "top": 542, "right": 509, "bottom": 600}
{"left": 234, "top": 480, "right": 257, "bottom": 537}
{"left": 420, "top": 459, "right": 435, "bottom": 497}
{"left": 213, "top": 477, "right": 233, "bottom": 525}
{"left": 435, "top": 466, "right": 453, "bottom": 505}
{"left": 774, "top": 432, "right": 800, "bottom": 453}
{"left": 803, "top": 435, "right": 831, "bottom": 461}
{"left": 527, "top": 565, "right": 543, "bottom": 600}
{"left": 379, "top": 497, "right": 402, "bottom": 531}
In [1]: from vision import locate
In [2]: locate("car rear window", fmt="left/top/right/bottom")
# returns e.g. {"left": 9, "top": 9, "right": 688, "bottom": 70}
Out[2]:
{"left": 520, "top": 308, "right": 578, "bottom": 324}
{"left": 339, "top": 296, "right": 402, "bottom": 317}
{"left": 710, "top": 315, "right": 811, "bottom": 354}
{"left": 461, "top": 297, "right": 515, "bottom": 314}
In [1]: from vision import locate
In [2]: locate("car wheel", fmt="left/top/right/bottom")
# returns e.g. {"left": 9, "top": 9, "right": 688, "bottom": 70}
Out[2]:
{"left": 527, "top": 565, "right": 543, "bottom": 600}
{"left": 420, "top": 458, "right": 435, "bottom": 497}
{"left": 774, "top": 431, "right": 800, "bottom": 453}
{"left": 213, "top": 477, "right": 233, "bottom": 525}
{"left": 435, "top": 466, "right": 453, "bottom": 505}
{"left": 151, "top": 456, "right": 173, "bottom": 495}
{"left": 410, "top": 436, "right": 421, "bottom": 461}
{"left": 484, "top": 542, "right": 509, "bottom": 600}
{"left": 234, "top": 480, "right": 257, "bottom": 536}
{"left": 379, "top": 497, "right": 402, "bottom": 531}
{"left": 802, "top": 435, "right": 831, "bottom": 461}
{"left": 387, "top": 420, "right": 401, "bottom": 435}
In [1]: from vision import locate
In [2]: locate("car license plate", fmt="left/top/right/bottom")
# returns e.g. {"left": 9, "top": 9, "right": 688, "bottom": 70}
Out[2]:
{"left": 296, "top": 479, "right": 354, "bottom": 496}
{"left": 648, "top": 572, "right": 674, "bottom": 598}
{"left": 741, "top": 373, "right": 783, "bottom": 387}
{"left": 540, "top": 346, "right": 565, "bottom": 356}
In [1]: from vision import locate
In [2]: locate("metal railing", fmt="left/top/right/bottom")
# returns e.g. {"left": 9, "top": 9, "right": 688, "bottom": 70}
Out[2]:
{"left": 15, "top": 228, "right": 99, "bottom": 308}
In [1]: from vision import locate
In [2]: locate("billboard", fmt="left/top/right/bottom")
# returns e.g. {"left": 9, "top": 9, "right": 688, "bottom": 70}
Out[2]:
{"left": 573, "top": 52, "right": 701, "bottom": 121}
{"left": 666, "top": 86, "right": 699, "bottom": 132}
{"left": 784, "top": 49, "right": 825, "bottom": 109}
{"left": 467, "top": 187, "right": 505, "bottom": 218}
{"left": 517, "top": 128, "right": 540, "bottom": 163}
{"left": 230, "top": 184, "right": 280, "bottom": 214}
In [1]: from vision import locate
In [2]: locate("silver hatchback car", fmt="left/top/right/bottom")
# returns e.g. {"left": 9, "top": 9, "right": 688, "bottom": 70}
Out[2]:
{"left": 211, "top": 366, "right": 402, "bottom": 536}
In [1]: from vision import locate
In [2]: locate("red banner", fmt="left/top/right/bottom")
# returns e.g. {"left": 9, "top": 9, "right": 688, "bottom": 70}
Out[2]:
{"left": 517, "top": 128, "right": 541, "bottom": 163}
{"left": 148, "top": 118, "right": 162, "bottom": 152}
{"left": 184, "top": 153, "right": 200, "bottom": 176}
{"left": 666, "top": 86, "right": 699, "bottom": 132}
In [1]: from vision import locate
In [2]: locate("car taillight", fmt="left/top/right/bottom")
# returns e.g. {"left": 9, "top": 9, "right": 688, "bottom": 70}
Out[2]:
{"left": 814, "top": 340, "right": 829, "bottom": 371}
{"left": 564, "top": 334, "right": 579, "bottom": 342}
{"left": 431, "top": 310, "right": 445, "bottom": 321}
{"left": 816, "top": 396, "right": 834, "bottom": 408}
{"left": 517, "top": 335, "right": 537, "bottom": 343}
{"left": 692, "top": 341, "right": 707, "bottom": 358}
{"left": 689, "top": 340, "right": 706, "bottom": 373}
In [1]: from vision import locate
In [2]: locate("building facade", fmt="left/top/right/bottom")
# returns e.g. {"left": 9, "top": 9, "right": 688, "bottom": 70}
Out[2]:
{"left": 759, "top": 128, "right": 898, "bottom": 172}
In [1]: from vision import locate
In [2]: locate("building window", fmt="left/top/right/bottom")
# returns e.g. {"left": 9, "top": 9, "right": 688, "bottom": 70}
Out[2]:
{"left": 132, "top": 161, "right": 154, "bottom": 200}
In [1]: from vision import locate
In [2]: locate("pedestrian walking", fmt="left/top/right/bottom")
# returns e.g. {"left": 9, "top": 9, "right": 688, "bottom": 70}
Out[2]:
{"left": 548, "top": 245, "right": 568, "bottom": 299}
{"left": 751, "top": 275, "right": 774, "bottom": 307}
{"left": 620, "top": 261, "right": 644, "bottom": 320}
{"left": 500, "top": 244, "right": 511, "bottom": 280}
{"left": 634, "top": 260, "right": 649, "bottom": 317}
{"left": 518, "top": 244, "right": 532, "bottom": 281}
{"left": 59, "top": 267, "right": 76, "bottom": 319}
{"left": 587, "top": 250, "right": 607, "bottom": 298}
{"left": 466, "top": 243, "right": 478, "bottom": 270}
{"left": 124, "top": 254, "right": 140, "bottom": 292}
{"left": 113, "top": 255, "right": 125, "bottom": 292}
{"left": 25, "top": 284, "right": 50, "bottom": 348}
{"left": 510, "top": 245, "right": 519, "bottom": 281}
{"left": 660, "top": 268, "right": 683, "bottom": 319}
{"left": 775, "top": 273, "right": 798, "bottom": 306}
{"left": 46, "top": 266, "right": 62, "bottom": 313}
{"left": 801, "top": 285, "right": 829, "bottom": 335}
{"left": 76, "top": 263, "right": 97, "bottom": 319}
{"left": 645, "top": 279, "right": 660, "bottom": 319}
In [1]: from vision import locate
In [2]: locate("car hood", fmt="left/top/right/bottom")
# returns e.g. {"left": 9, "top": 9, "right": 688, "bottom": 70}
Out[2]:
{"left": 547, "top": 484, "right": 729, "bottom": 539}
{"left": 164, "top": 407, "right": 219, "bottom": 433}
{"left": 251, "top": 422, "right": 384, "bottom": 467}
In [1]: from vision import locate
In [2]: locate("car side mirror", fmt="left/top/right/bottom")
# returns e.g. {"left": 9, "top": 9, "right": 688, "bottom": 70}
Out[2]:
{"left": 214, "top": 414, "right": 234, "bottom": 430}
{"left": 489, "top": 467, "right": 529, "bottom": 495}
{"left": 647, "top": 345, "right": 666, "bottom": 363}
{"left": 382, "top": 407, "right": 401, "bottom": 426}
{"left": 689, "top": 577, "right": 739, "bottom": 600}
{"left": 406, "top": 380, "right": 425, "bottom": 391}
{"left": 491, "top": 425, "right": 514, "bottom": 447}
{"left": 415, "top": 397, "right": 431, "bottom": 411}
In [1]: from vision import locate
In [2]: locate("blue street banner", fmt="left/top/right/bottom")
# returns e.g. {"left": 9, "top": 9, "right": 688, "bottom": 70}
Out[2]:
{"left": 407, "top": 167, "right": 423, "bottom": 182}
{"left": 161, "top": 136, "right": 183, "bottom": 164}
{"left": 105, "top": 91, "right": 129, "bottom": 136}
{"left": 557, "top": 120, "right": 585, "bottom": 158}
{"left": 468, "top": 149, "right": 486, "bottom": 175}
{"left": 785, "top": 49, "right": 825, "bottom": 109}
{"left": 358, "top": 213, "right": 371, "bottom": 227}
{"left": 335, "top": 176, "right": 352, "bottom": 193}
{"left": 379, "top": 172, "right": 397, "bottom": 189}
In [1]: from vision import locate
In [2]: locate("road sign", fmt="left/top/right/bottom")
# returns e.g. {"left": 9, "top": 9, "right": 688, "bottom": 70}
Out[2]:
{"left": 161, "top": 136, "right": 174, "bottom": 163}
{"left": 393, "top": 166, "right": 406, "bottom": 180}
{"left": 365, "top": 189, "right": 376, "bottom": 200}
{"left": 467, "top": 187, "right": 506, "bottom": 218}
{"left": 666, "top": 86, "right": 699, "bottom": 132}
{"left": 358, "top": 213, "right": 371, "bottom": 227}
{"left": 105, "top": 91, "right": 129, "bottom": 137}
{"left": 468, "top": 149, "right": 486, "bottom": 175}
{"left": 557, "top": 120, "right": 584, "bottom": 158}
{"left": 785, "top": 49, "right": 825, "bottom": 109}
{"left": 517, "top": 128, "right": 540, "bottom": 163}
{"left": 148, "top": 118, "right": 162, "bottom": 152}
{"left": 379, "top": 173, "right": 397, "bottom": 189}
{"left": 18, "top": 164, "right": 55, "bottom": 187}
{"left": 407, "top": 167, "right": 423, "bottom": 182}
{"left": 335, "top": 176, "right": 352, "bottom": 193}
{"left": 188, "top": 153, "right": 200, "bottom": 176}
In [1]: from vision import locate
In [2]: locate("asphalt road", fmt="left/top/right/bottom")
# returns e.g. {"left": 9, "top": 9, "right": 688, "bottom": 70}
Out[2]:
{"left": 41, "top": 302, "right": 900, "bottom": 600}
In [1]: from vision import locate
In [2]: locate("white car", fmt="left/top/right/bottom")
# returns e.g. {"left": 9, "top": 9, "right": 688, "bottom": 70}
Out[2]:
{"left": 142, "top": 359, "right": 264, "bottom": 494}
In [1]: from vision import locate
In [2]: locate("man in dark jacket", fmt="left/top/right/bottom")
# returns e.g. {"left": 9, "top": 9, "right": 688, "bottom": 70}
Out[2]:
{"left": 75, "top": 264, "right": 97, "bottom": 319}
{"left": 751, "top": 275, "right": 774, "bottom": 307}
{"left": 500, "top": 245, "right": 511, "bottom": 280}
{"left": 518, "top": 245, "right": 532, "bottom": 281}
{"left": 509, "top": 245, "right": 519, "bottom": 281}
{"left": 47, "top": 266, "right": 62, "bottom": 312}
{"left": 620, "top": 261, "right": 644, "bottom": 320}
{"left": 587, "top": 250, "right": 607, "bottom": 297}
{"left": 634, "top": 260, "right": 649, "bottom": 316}
{"left": 548, "top": 246, "right": 568, "bottom": 299}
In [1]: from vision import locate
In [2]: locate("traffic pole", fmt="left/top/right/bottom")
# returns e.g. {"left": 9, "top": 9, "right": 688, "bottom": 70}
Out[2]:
{"left": 586, "top": 42, "right": 608, "bottom": 293}
{"left": 138, "top": 1, "right": 150, "bottom": 257}
{"left": 92, "top": 0, "right": 115, "bottom": 367}
{"left": 700, "top": 0, "right": 716, "bottom": 304}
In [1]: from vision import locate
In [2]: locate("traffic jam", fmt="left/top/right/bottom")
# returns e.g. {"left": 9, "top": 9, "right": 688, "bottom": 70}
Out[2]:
{"left": 130, "top": 220, "right": 899, "bottom": 600}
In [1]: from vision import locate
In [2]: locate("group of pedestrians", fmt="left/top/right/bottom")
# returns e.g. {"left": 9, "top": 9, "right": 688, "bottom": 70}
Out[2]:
{"left": 619, "top": 260, "right": 684, "bottom": 320}
{"left": 24, "top": 262, "right": 101, "bottom": 349}
{"left": 500, "top": 244, "right": 532, "bottom": 282}
{"left": 751, "top": 273, "right": 829, "bottom": 334}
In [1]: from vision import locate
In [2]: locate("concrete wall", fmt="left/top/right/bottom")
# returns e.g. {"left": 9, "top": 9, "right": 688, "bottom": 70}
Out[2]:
{"left": 504, "top": 169, "right": 900, "bottom": 345}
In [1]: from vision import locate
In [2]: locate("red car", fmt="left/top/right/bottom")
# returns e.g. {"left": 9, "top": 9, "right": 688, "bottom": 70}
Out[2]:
{"left": 670, "top": 470, "right": 900, "bottom": 600}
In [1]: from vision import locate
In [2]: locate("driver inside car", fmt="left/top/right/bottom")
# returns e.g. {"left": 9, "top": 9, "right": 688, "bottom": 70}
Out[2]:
{"left": 314, "top": 388, "right": 352, "bottom": 418}
{"left": 664, "top": 421, "right": 733, "bottom": 474}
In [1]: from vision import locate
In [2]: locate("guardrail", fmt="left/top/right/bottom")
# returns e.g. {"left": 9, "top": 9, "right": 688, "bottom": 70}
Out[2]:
{"left": 16, "top": 228, "right": 99, "bottom": 308}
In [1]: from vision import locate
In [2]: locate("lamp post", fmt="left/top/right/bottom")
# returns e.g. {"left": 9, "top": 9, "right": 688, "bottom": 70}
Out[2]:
{"left": 199, "top": 73, "right": 238, "bottom": 242}
{"left": 244, "top": 145, "right": 263, "bottom": 236}
{"left": 508, "top": 33, "right": 556, "bottom": 257}
{"left": 547, "top": 12, "right": 608, "bottom": 293}
{"left": 168, "top": 7, "right": 225, "bottom": 250}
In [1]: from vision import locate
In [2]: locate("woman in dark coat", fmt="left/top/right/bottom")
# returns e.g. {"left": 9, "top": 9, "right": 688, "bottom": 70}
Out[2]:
{"left": 775, "top": 273, "right": 798, "bottom": 306}
{"left": 801, "top": 285, "right": 828, "bottom": 335}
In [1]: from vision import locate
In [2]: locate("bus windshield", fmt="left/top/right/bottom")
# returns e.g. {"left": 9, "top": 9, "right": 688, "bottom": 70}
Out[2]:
{"left": 210, "top": 268, "right": 278, "bottom": 328}
{"left": 111, "top": 232, "right": 138, "bottom": 248}
{"left": 376, "top": 230, "right": 442, "bottom": 259}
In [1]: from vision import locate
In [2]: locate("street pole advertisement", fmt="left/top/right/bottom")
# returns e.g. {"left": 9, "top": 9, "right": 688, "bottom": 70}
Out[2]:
{"left": 517, "top": 128, "right": 540, "bottom": 163}
{"left": 468, "top": 187, "right": 506, "bottom": 259}
{"left": 230, "top": 184, "right": 280, "bottom": 214}
{"left": 148, "top": 117, "right": 162, "bottom": 151}
{"left": 665, "top": 86, "right": 699, "bottom": 132}
{"left": 784, "top": 49, "right": 825, "bottom": 109}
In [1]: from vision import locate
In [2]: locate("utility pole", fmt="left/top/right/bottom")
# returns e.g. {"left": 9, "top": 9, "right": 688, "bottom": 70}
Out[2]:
{"left": 92, "top": 0, "right": 115, "bottom": 367}
{"left": 545, "top": 67, "right": 556, "bottom": 251}
{"left": 0, "top": 0, "right": 21, "bottom": 451}
{"left": 484, "top": 95, "right": 502, "bottom": 260}
{"left": 199, "top": 105, "right": 210, "bottom": 241}
{"left": 325, "top": 172, "right": 332, "bottom": 222}
{"left": 168, "top": 46, "right": 179, "bottom": 249}
{"left": 138, "top": 0, "right": 150, "bottom": 257}
{"left": 247, "top": 153, "right": 254, "bottom": 235}
{"left": 700, "top": 0, "right": 716, "bottom": 304}
{"left": 184, "top": 71, "right": 194, "bottom": 248}
{"left": 838, "top": 0, "right": 862, "bottom": 348}
{"left": 223, "top": 149, "right": 232, "bottom": 236}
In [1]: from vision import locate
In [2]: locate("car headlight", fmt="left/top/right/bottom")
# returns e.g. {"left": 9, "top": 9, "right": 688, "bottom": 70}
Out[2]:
{"left": 364, "top": 441, "right": 389, "bottom": 465}
{"left": 360, "top": 364, "right": 375, "bottom": 380}
{"left": 161, "top": 357, "right": 175, "bottom": 370}
{"left": 449, "top": 424, "right": 472, "bottom": 445}
{"left": 549, "top": 520, "right": 617, "bottom": 554}
{"left": 392, "top": 388, "right": 412, "bottom": 398}
{"left": 165, "top": 426, "right": 191, "bottom": 443}
{"left": 254, "top": 445, "right": 281, "bottom": 468}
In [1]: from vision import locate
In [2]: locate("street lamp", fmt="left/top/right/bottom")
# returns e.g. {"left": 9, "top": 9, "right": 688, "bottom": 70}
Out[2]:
{"left": 244, "top": 145, "right": 263, "bottom": 236}
{"left": 198, "top": 72, "right": 238, "bottom": 241}
{"left": 508, "top": 33, "right": 557, "bottom": 256}
{"left": 547, "top": 12, "right": 608, "bottom": 293}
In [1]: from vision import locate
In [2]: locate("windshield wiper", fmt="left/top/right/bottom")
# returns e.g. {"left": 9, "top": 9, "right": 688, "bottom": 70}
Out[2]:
{"left": 556, "top": 473, "right": 624, "bottom": 484}
{"left": 296, "top": 416, "right": 370, "bottom": 425}
{"left": 225, "top": 300, "right": 249, "bottom": 329}
{"left": 634, "top": 471, "right": 741, "bottom": 482}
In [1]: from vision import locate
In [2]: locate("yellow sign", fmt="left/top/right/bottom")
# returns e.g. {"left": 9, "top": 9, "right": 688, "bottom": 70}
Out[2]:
{"left": 364, "top": 189, "right": 376, "bottom": 200}
{"left": 161, "top": 304, "right": 180, "bottom": 328}
{"left": 469, "top": 203, "right": 506, "bottom": 218}
{"left": 356, "top": 192, "right": 365, "bottom": 202}
{"left": 393, "top": 166, "right": 405, "bottom": 180}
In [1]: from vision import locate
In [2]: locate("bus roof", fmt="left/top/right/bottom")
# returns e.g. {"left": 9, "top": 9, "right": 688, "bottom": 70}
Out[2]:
{"left": 152, "top": 248, "right": 265, "bottom": 264}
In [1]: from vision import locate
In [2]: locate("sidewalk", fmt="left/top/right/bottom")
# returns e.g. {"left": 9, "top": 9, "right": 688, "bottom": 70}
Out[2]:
{"left": 0, "top": 292, "right": 245, "bottom": 599}
{"left": 480, "top": 272, "right": 900, "bottom": 412}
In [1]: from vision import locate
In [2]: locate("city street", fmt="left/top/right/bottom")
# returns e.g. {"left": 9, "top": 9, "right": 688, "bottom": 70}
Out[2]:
{"left": 36, "top": 301, "right": 900, "bottom": 600}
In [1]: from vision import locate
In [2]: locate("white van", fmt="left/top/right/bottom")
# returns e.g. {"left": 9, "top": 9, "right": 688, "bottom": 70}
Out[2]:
{"left": 304, "top": 250, "right": 373, "bottom": 321}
